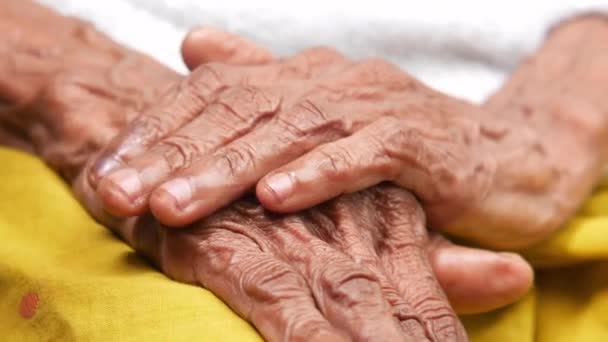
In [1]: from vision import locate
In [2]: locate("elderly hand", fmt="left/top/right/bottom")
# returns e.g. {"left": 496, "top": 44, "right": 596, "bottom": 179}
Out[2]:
{"left": 80, "top": 176, "right": 475, "bottom": 341}
{"left": 0, "top": 6, "right": 533, "bottom": 339}
{"left": 87, "top": 42, "right": 492, "bottom": 230}
{"left": 87, "top": 23, "right": 608, "bottom": 249}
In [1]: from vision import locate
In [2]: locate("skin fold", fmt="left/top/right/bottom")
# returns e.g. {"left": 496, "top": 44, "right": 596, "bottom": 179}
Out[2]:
{"left": 88, "top": 15, "right": 608, "bottom": 250}
{"left": 0, "top": 2, "right": 535, "bottom": 341}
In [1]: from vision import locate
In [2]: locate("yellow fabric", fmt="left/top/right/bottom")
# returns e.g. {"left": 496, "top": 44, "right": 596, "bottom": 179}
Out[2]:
{"left": 1, "top": 146, "right": 607, "bottom": 341}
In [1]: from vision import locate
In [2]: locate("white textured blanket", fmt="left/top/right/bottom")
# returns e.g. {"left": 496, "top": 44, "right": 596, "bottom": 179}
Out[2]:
{"left": 38, "top": 0, "right": 605, "bottom": 103}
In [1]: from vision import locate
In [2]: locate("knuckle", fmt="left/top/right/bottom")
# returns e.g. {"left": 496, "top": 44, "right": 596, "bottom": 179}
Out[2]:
{"left": 38, "top": 72, "right": 88, "bottom": 108}
{"left": 285, "top": 321, "right": 337, "bottom": 342}
{"left": 157, "top": 133, "right": 203, "bottom": 170}
{"left": 278, "top": 98, "right": 343, "bottom": 142}
{"left": 216, "top": 144, "right": 257, "bottom": 177}
{"left": 317, "top": 146, "right": 356, "bottom": 181}
{"left": 194, "top": 229, "right": 251, "bottom": 279}
{"left": 367, "top": 132, "right": 402, "bottom": 179}
{"left": 318, "top": 263, "right": 382, "bottom": 305}
{"left": 241, "top": 259, "right": 306, "bottom": 304}
{"left": 293, "top": 98, "right": 330, "bottom": 123}
{"left": 411, "top": 294, "right": 462, "bottom": 340}
{"left": 169, "top": 63, "right": 225, "bottom": 114}
{"left": 216, "top": 85, "right": 280, "bottom": 123}
{"left": 188, "top": 63, "right": 225, "bottom": 96}
{"left": 130, "top": 114, "right": 166, "bottom": 143}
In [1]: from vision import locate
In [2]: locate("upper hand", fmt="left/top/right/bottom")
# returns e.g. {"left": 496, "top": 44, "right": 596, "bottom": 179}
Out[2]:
{"left": 87, "top": 34, "right": 496, "bottom": 231}
{"left": 85, "top": 28, "right": 567, "bottom": 250}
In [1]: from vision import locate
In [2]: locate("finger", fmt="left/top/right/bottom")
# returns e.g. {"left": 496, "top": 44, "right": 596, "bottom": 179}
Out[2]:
{"left": 181, "top": 26, "right": 274, "bottom": 69}
{"left": 324, "top": 192, "right": 430, "bottom": 339}
{"left": 147, "top": 84, "right": 356, "bottom": 226}
{"left": 191, "top": 227, "right": 348, "bottom": 342}
{"left": 266, "top": 215, "right": 406, "bottom": 341}
{"left": 86, "top": 62, "right": 240, "bottom": 190}
{"left": 373, "top": 186, "right": 467, "bottom": 341}
{"left": 257, "top": 116, "right": 400, "bottom": 212}
{"left": 78, "top": 167, "right": 346, "bottom": 342}
{"left": 257, "top": 115, "right": 485, "bottom": 215}
{"left": 93, "top": 47, "right": 348, "bottom": 220}
{"left": 427, "top": 234, "right": 534, "bottom": 314}
{"left": 96, "top": 85, "right": 282, "bottom": 217}
{"left": 147, "top": 105, "right": 333, "bottom": 226}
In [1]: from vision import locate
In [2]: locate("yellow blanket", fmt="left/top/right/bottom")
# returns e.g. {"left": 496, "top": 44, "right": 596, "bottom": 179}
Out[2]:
{"left": 1, "top": 147, "right": 607, "bottom": 341}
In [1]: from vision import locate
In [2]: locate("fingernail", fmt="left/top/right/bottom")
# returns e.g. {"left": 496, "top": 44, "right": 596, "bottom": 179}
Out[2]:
{"left": 160, "top": 178, "right": 193, "bottom": 209}
{"left": 107, "top": 168, "right": 143, "bottom": 200}
{"left": 90, "top": 156, "right": 122, "bottom": 186}
{"left": 498, "top": 252, "right": 524, "bottom": 262}
{"left": 264, "top": 172, "right": 295, "bottom": 203}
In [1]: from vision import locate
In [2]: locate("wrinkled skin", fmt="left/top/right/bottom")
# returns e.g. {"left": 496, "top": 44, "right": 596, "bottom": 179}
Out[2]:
{"left": 0, "top": 2, "right": 534, "bottom": 341}
{"left": 88, "top": 17, "right": 608, "bottom": 249}
{"left": 78, "top": 176, "right": 470, "bottom": 341}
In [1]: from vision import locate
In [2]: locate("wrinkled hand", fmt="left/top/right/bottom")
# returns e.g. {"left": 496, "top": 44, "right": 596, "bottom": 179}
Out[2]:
{"left": 80, "top": 177, "right": 474, "bottom": 341}
{"left": 87, "top": 43, "right": 492, "bottom": 230}
{"left": 0, "top": 10, "right": 533, "bottom": 337}
{"left": 87, "top": 26, "right": 608, "bottom": 249}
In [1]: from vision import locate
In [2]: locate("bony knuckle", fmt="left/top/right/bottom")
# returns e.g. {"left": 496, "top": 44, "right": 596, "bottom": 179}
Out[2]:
{"left": 216, "top": 144, "right": 257, "bottom": 177}
{"left": 216, "top": 86, "right": 280, "bottom": 122}
{"left": 186, "top": 63, "right": 225, "bottom": 101}
{"left": 194, "top": 230, "right": 245, "bottom": 278}
{"left": 285, "top": 320, "right": 336, "bottom": 342}
{"left": 319, "top": 264, "right": 381, "bottom": 305}
{"left": 278, "top": 99, "right": 333, "bottom": 140}
{"left": 241, "top": 258, "right": 305, "bottom": 303}
{"left": 133, "top": 114, "right": 165, "bottom": 142}
{"left": 296, "top": 98, "right": 329, "bottom": 122}
{"left": 412, "top": 295, "right": 461, "bottom": 340}
{"left": 317, "top": 147, "right": 355, "bottom": 180}
{"left": 38, "top": 72, "right": 88, "bottom": 107}
{"left": 157, "top": 134, "right": 202, "bottom": 170}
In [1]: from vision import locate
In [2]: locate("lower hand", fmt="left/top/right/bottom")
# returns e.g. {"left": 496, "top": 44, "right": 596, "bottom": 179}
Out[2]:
{"left": 76, "top": 170, "right": 532, "bottom": 341}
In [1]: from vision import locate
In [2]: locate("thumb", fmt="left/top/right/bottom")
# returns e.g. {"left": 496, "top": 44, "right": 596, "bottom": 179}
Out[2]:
{"left": 181, "top": 26, "right": 274, "bottom": 69}
{"left": 427, "top": 234, "right": 534, "bottom": 314}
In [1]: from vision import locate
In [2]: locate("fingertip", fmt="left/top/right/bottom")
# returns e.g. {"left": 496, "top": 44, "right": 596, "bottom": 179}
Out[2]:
{"left": 493, "top": 252, "right": 534, "bottom": 297}
{"left": 433, "top": 246, "right": 533, "bottom": 314}
{"left": 256, "top": 174, "right": 295, "bottom": 213}
{"left": 97, "top": 169, "right": 146, "bottom": 217}
{"left": 181, "top": 26, "right": 273, "bottom": 69}
{"left": 181, "top": 26, "right": 215, "bottom": 70}
{"left": 149, "top": 187, "right": 200, "bottom": 228}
